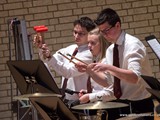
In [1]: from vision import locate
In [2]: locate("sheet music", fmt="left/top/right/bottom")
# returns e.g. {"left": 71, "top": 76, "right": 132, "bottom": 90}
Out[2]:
{"left": 147, "top": 38, "right": 160, "bottom": 60}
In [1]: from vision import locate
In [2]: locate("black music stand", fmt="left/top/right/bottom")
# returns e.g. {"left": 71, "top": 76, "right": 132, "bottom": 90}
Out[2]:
{"left": 7, "top": 60, "right": 62, "bottom": 120}
{"left": 141, "top": 75, "right": 160, "bottom": 90}
{"left": 141, "top": 75, "right": 160, "bottom": 102}
{"left": 146, "top": 88, "right": 160, "bottom": 99}
{"left": 7, "top": 60, "right": 61, "bottom": 95}
{"left": 29, "top": 96, "right": 78, "bottom": 120}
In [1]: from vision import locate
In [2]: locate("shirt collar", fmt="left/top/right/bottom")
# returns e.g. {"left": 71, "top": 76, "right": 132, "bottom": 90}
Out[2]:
{"left": 93, "top": 54, "right": 101, "bottom": 62}
{"left": 116, "top": 30, "right": 125, "bottom": 46}
{"left": 78, "top": 44, "right": 88, "bottom": 51}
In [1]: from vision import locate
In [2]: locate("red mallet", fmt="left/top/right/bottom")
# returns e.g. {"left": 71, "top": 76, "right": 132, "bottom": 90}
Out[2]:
{"left": 33, "top": 25, "right": 48, "bottom": 59}
{"left": 33, "top": 25, "right": 48, "bottom": 44}
{"left": 33, "top": 25, "right": 48, "bottom": 32}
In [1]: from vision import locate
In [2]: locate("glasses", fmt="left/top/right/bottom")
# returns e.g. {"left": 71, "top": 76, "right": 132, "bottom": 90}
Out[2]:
{"left": 73, "top": 30, "right": 87, "bottom": 37}
{"left": 100, "top": 26, "right": 113, "bottom": 35}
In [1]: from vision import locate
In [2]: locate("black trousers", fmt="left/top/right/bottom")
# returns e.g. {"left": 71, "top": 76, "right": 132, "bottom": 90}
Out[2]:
{"left": 107, "top": 97, "right": 154, "bottom": 120}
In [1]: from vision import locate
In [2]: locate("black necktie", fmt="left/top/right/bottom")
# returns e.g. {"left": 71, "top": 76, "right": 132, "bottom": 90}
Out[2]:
{"left": 62, "top": 47, "right": 78, "bottom": 90}
{"left": 87, "top": 60, "right": 96, "bottom": 93}
{"left": 113, "top": 44, "right": 122, "bottom": 99}
{"left": 87, "top": 76, "right": 92, "bottom": 93}
{"left": 70, "top": 47, "right": 78, "bottom": 62}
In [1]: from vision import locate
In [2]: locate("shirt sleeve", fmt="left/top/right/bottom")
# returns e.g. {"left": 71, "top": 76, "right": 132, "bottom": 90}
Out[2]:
{"left": 126, "top": 40, "right": 152, "bottom": 84}
{"left": 89, "top": 85, "right": 115, "bottom": 102}
{"left": 40, "top": 47, "right": 92, "bottom": 78}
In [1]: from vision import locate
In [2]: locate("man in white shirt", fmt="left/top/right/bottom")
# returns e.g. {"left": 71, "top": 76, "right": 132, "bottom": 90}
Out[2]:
{"left": 33, "top": 17, "right": 96, "bottom": 101}
{"left": 90, "top": 8, "right": 154, "bottom": 119}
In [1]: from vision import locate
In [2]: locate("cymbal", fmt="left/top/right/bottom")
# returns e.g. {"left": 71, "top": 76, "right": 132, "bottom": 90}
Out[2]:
{"left": 72, "top": 101, "right": 128, "bottom": 110}
{"left": 13, "top": 93, "right": 62, "bottom": 100}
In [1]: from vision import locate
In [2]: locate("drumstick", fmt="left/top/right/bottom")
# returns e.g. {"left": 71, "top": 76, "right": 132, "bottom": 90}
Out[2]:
{"left": 58, "top": 52, "right": 76, "bottom": 65}
{"left": 66, "top": 53, "right": 88, "bottom": 65}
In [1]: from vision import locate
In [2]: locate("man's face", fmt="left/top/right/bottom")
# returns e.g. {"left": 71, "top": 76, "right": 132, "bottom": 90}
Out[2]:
{"left": 73, "top": 24, "right": 88, "bottom": 46}
{"left": 98, "top": 22, "right": 119, "bottom": 43}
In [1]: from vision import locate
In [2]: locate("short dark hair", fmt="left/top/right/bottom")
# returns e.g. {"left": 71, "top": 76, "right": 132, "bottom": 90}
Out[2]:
{"left": 94, "top": 8, "right": 121, "bottom": 27}
{"left": 74, "top": 17, "right": 96, "bottom": 32}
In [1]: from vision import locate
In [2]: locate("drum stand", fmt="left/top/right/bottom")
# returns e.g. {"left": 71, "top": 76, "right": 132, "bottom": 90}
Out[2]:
{"left": 78, "top": 109, "right": 108, "bottom": 120}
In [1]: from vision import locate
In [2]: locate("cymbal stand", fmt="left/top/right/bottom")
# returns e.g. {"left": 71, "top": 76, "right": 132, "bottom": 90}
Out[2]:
{"left": 16, "top": 77, "right": 38, "bottom": 120}
{"left": 79, "top": 109, "right": 108, "bottom": 120}
{"left": 96, "top": 110, "right": 108, "bottom": 120}
{"left": 26, "top": 77, "right": 38, "bottom": 120}
{"left": 17, "top": 102, "right": 31, "bottom": 120}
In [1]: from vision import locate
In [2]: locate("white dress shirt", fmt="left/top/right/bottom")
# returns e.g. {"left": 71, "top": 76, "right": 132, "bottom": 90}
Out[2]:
{"left": 105, "top": 31, "right": 153, "bottom": 101}
{"left": 40, "top": 44, "right": 93, "bottom": 100}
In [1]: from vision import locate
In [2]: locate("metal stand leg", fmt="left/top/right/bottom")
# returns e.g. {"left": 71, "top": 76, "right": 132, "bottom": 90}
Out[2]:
{"left": 16, "top": 100, "right": 38, "bottom": 120}
{"left": 31, "top": 103, "right": 38, "bottom": 120}
{"left": 20, "top": 108, "right": 31, "bottom": 120}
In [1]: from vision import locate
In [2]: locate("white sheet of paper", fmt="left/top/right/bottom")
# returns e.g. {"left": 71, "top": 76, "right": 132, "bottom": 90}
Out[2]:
{"left": 147, "top": 38, "right": 160, "bottom": 60}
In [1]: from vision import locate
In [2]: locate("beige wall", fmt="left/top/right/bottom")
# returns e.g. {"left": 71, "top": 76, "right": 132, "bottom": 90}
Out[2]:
{"left": 0, "top": 0, "right": 160, "bottom": 119}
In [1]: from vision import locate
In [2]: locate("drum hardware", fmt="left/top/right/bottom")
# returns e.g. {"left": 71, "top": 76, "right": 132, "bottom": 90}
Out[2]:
{"left": 96, "top": 110, "right": 108, "bottom": 120}
{"left": 78, "top": 110, "right": 108, "bottom": 120}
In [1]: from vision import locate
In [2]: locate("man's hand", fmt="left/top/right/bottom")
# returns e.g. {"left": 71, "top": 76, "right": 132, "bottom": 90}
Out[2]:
{"left": 92, "top": 63, "right": 108, "bottom": 72}
{"left": 41, "top": 44, "right": 52, "bottom": 59}
{"left": 33, "top": 34, "right": 43, "bottom": 48}
{"left": 79, "top": 93, "right": 90, "bottom": 104}
{"left": 75, "top": 62, "right": 87, "bottom": 72}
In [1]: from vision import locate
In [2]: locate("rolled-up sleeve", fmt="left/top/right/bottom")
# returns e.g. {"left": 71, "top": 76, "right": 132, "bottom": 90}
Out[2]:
{"left": 89, "top": 85, "right": 115, "bottom": 102}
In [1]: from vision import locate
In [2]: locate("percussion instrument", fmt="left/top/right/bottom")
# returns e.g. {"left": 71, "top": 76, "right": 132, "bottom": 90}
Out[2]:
{"left": 33, "top": 25, "right": 48, "bottom": 32}
{"left": 33, "top": 25, "right": 48, "bottom": 44}
{"left": 72, "top": 101, "right": 129, "bottom": 120}
{"left": 13, "top": 93, "right": 62, "bottom": 100}
{"left": 72, "top": 101, "right": 128, "bottom": 110}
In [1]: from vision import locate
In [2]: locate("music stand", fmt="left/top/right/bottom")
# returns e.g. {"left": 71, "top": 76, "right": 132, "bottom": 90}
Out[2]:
{"left": 145, "top": 35, "right": 160, "bottom": 60}
{"left": 141, "top": 75, "right": 160, "bottom": 102}
{"left": 141, "top": 75, "right": 160, "bottom": 90}
{"left": 7, "top": 60, "right": 62, "bottom": 120}
{"left": 29, "top": 96, "right": 78, "bottom": 120}
{"left": 146, "top": 88, "right": 160, "bottom": 103}
{"left": 7, "top": 60, "right": 61, "bottom": 95}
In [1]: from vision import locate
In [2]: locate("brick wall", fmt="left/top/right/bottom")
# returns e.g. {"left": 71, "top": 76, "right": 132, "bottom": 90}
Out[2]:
{"left": 0, "top": 0, "right": 160, "bottom": 119}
